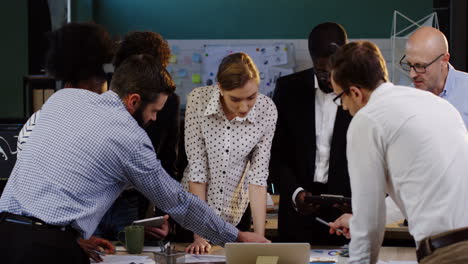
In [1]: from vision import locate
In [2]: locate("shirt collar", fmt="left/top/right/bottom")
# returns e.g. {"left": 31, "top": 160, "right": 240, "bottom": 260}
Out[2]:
{"left": 203, "top": 86, "right": 257, "bottom": 123}
{"left": 314, "top": 74, "right": 320, "bottom": 90}
{"left": 440, "top": 63, "right": 455, "bottom": 97}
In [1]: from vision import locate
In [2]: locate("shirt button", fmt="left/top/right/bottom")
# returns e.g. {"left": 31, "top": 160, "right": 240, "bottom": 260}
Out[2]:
{"left": 223, "top": 171, "right": 226, "bottom": 174}
{"left": 227, "top": 126, "right": 230, "bottom": 130}
{"left": 225, "top": 149, "right": 229, "bottom": 153}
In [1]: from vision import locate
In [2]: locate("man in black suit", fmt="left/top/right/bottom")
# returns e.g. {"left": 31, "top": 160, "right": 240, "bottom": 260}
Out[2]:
{"left": 270, "top": 22, "right": 352, "bottom": 245}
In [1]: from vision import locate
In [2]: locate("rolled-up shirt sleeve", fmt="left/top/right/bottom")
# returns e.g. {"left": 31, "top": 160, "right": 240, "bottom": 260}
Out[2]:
{"left": 247, "top": 102, "right": 278, "bottom": 187}
{"left": 184, "top": 92, "right": 209, "bottom": 183}
{"left": 124, "top": 141, "right": 238, "bottom": 245}
{"left": 347, "top": 114, "right": 387, "bottom": 264}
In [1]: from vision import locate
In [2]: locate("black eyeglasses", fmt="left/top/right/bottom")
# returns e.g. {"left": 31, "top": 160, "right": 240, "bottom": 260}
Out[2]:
{"left": 399, "top": 54, "right": 444, "bottom": 73}
{"left": 332, "top": 91, "right": 345, "bottom": 106}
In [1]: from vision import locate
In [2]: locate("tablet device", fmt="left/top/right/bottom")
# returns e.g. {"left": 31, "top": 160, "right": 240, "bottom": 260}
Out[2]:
{"left": 304, "top": 194, "right": 352, "bottom": 213}
{"left": 132, "top": 216, "right": 165, "bottom": 227}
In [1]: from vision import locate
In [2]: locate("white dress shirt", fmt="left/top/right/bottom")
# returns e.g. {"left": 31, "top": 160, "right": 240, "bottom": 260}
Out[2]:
{"left": 182, "top": 85, "right": 278, "bottom": 225}
{"left": 292, "top": 74, "right": 337, "bottom": 205}
{"left": 347, "top": 82, "right": 468, "bottom": 263}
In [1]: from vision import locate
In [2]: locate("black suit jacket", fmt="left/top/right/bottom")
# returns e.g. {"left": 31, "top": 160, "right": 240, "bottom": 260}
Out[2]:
{"left": 269, "top": 68, "right": 352, "bottom": 244}
{"left": 145, "top": 93, "right": 180, "bottom": 179}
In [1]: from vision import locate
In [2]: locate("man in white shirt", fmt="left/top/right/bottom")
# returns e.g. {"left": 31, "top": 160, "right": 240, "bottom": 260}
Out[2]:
{"left": 328, "top": 41, "right": 468, "bottom": 264}
{"left": 402, "top": 26, "right": 468, "bottom": 127}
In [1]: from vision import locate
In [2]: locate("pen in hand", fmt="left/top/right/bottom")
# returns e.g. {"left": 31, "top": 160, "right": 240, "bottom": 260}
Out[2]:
{"left": 92, "top": 249, "right": 105, "bottom": 256}
{"left": 315, "top": 217, "right": 344, "bottom": 234}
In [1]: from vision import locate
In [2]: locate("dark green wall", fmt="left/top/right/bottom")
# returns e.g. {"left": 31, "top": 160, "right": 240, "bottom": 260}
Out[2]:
{"left": 90, "top": 0, "right": 432, "bottom": 39}
{"left": 0, "top": 0, "right": 433, "bottom": 118}
{"left": 71, "top": 0, "right": 93, "bottom": 22}
{"left": 0, "top": 1, "right": 28, "bottom": 118}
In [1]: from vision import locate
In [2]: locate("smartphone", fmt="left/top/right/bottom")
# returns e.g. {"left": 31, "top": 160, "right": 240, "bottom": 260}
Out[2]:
{"left": 132, "top": 216, "right": 165, "bottom": 227}
{"left": 304, "top": 194, "right": 352, "bottom": 213}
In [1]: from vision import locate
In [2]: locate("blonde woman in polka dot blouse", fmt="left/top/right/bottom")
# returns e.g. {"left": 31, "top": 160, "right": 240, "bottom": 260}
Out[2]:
{"left": 182, "top": 53, "right": 278, "bottom": 254}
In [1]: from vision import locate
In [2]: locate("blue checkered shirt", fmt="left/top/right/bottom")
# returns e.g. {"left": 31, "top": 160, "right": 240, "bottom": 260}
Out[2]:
{"left": 0, "top": 89, "right": 238, "bottom": 243}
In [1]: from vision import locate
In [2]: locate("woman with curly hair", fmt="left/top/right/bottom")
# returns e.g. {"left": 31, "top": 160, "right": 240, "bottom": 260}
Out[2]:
{"left": 94, "top": 31, "right": 180, "bottom": 242}
{"left": 16, "top": 22, "right": 115, "bottom": 262}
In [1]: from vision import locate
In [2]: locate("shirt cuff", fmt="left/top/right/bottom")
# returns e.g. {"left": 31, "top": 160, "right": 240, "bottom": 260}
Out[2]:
{"left": 215, "top": 222, "right": 239, "bottom": 246}
{"left": 292, "top": 187, "right": 305, "bottom": 211}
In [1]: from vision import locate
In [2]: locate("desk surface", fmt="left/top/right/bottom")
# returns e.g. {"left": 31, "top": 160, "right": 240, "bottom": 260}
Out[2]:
{"left": 116, "top": 243, "right": 417, "bottom": 263}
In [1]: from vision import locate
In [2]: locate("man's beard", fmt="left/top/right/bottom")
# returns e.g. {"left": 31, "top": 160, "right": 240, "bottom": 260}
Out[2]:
{"left": 317, "top": 78, "right": 333, "bottom": 94}
{"left": 132, "top": 105, "right": 151, "bottom": 129}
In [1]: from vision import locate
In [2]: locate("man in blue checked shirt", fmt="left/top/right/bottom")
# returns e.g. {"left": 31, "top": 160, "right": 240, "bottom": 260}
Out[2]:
{"left": 0, "top": 54, "right": 269, "bottom": 264}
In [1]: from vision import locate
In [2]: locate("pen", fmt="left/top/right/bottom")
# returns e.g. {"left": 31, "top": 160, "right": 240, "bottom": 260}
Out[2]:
{"left": 92, "top": 250, "right": 105, "bottom": 256}
{"left": 315, "top": 217, "right": 344, "bottom": 234}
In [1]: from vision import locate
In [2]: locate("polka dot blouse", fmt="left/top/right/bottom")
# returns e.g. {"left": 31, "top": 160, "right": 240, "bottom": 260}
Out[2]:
{"left": 182, "top": 85, "right": 278, "bottom": 225}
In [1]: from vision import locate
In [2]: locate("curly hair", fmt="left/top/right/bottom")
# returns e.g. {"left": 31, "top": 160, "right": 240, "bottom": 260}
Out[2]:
{"left": 44, "top": 22, "right": 114, "bottom": 85}
{"left": 113, "top": 31, "right": 171, "bottom": 69}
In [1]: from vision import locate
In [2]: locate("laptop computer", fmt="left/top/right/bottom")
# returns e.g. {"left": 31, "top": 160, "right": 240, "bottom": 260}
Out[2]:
{"left": 225, "top": 243, "right": 310, "bottom": 264}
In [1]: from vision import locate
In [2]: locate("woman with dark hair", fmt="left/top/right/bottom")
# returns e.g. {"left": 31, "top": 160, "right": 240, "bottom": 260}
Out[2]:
{"left": 18, "top": 22, "right": 114, "bottom": 157}
{"left": 182, "top": 52, "right": 277, "bottom": 254}
{"left": 16, "top": 22, "right": 115, "bottom": 262}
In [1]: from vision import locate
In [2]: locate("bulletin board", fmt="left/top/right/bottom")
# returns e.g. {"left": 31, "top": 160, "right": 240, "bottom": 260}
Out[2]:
{"left": 167, "top": 42, "right": 295, "bottom": 107}
{"left": 202, "top": 43, "right": 295, "bottom": 97}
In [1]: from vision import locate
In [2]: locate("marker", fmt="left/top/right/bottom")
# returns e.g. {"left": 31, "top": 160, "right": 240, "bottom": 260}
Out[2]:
{"left": 315, "top": 217, "right": 344, "bottom": 234}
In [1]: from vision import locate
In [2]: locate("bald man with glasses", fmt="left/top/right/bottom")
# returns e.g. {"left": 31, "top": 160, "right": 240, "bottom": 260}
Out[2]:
{"left": 401, "top": 26, "right": 468, "bottom": 128}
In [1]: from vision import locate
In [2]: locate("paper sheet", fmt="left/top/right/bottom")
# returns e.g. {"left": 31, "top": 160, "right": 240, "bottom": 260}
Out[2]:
{"left": 377, "top": 261, "right": 417, "bottom": 264}
{"left": 115, "top": 246, "right": 163, "bottom": 253}
{"left": 310, "top": 249, "right": 341, "bottom": 262}
{"left": 181, "top": 254, "right": 226, "bottom": 263}
{"left": 93, "top": 255, "right": 154, "bottom": 264}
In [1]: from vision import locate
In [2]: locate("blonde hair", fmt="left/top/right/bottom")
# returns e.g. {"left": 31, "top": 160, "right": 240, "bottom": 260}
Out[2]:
{"left": 216, "top": 52, "right": 260, "bottom": 91}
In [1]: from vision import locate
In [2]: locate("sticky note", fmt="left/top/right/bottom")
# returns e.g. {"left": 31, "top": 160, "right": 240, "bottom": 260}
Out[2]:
{"left": 174, "top": 78, "right": 182, "bottom": 87}
{"left": 183, "top": 56, "right": 192, "bottom": 65}
{"left": 171, "top": 45, "right": 180, "bottom": 54}
{"left": 192, "top": 53, "right": 202, "bottom": 63}
{"left": 191, "top": 74, "right": 201, "bottom": 84}
{"left": 177, "top": 69, "right": 188, "bottom": 78}
{"left": 169, "top": 54, "right": 177, "bottom": 64}
{"left": 256, "top": 256, "right": 279, "bottom": 264}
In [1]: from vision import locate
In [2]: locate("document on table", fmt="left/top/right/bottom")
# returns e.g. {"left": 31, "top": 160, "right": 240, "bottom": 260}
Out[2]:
{"left": 115, "top": 246, "right": 164, "bottom": 253}
{"left": 310, "top": 249, "right": 342, "bottom": 262}
{"left": 92, "top": 255, "right": 155, "bottom": 264}
{"left": 377, "top": 261, "right": 417, "bottom": 264}
{"left": 182, "top": 254, "right": 226, "bottom": 263}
